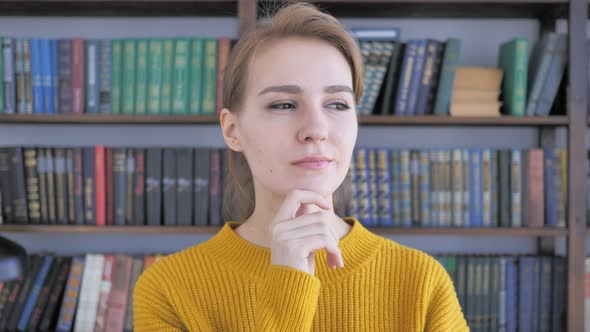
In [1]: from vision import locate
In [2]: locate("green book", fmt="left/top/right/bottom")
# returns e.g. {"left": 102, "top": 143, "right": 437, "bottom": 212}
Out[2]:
{"left": 188, "top": 38, "right": 204, "bottom": 115}
{"left": 171, "top": 39, "right": 190, "bottom": 115}
{"left": 110, "top": 39, "right": 123, "bottom": 114}
{"left": 159, "top": 39, "right": 175, "bottom": 115}
{"left": 201, "top": 38, "right": 218, "bottom": 115}
{"left": 433, "top": 38, "right": 461, "bottom": 115}
{"left": 121, "top": 39, "right": 137, "bottom": 115}
{"left": 147, "top": 39, "right": 163, "bottom": 115}
{"left": 135, "top": 39, "right": 149, "bottom": 115}
{"left": 498, "top": 37, "right": 528, "bottom": 117}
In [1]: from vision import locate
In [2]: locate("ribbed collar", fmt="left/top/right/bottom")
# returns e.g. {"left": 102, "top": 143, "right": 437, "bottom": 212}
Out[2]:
{"left": 199, "top": 217, "right": 385, "bottom": 284}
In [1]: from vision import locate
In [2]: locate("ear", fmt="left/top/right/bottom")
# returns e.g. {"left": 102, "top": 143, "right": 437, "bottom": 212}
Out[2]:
{"left": 220, "top": 108, "right": 243, "bottom": 152}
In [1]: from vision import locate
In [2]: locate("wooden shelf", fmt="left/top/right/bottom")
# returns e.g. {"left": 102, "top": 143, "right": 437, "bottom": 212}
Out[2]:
{"left": 0, "top": 114, "right": 569, "bottom": 126}
{"left": 0, "top": 224, "right": 568, "bottom": 236}
{"left": 0, "top": 0, "right": 238, "bottom": 16}
{"left": 279, "top": 0, "right": 570, "bottom": 19}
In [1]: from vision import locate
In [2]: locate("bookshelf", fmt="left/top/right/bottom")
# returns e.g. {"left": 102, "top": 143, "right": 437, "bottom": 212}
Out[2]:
{"left": 0, "top": 0, "right": 586, "bottom": 331}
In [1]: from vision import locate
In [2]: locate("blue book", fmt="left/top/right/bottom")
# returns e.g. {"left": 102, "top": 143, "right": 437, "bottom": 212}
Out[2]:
{"left": 510, "top": 149, "right": 523, "bottom": 227}
{"left": 50, "top": 39, "right": 59, "bottom": 114}
{"left": 405, "top": 39, "right": 428, "bottom": 115}
{"left": 30, "top": 38, "right": 43, "bottom": 114}
{"left": 506, "top": 256, "right": 518, "bottom": 332}
{"left": 41, "top": 39, "right": 52, "bottom": 114}
{"left": 462, "top": 149, "right": 470, "bottom": 227}
{"left": 391, "top": 150, "right": 401, "bottom": 226}
{"left": 400, "top": 149, "right": 412, "bottom": 227}
{"left": 536, "top": 34, "right": 567, "bottom": 116}
{"left": 355, "top": 148, "right": 371, "bottom": 227}
{"left": 17, "top": 255, "right": 54, "bottom": 331}
{"left": 551, "top": 257, "right": 565, "bottom": 332}
{"left": 415, "top": 39, "right": 442, "bottom": 115}
{"left": 538, "top": 257, "right": 553, "bottom": 332}
{"left": 519, "top": 257, "right": 535, "bottom": 332}
{"left": 469, "top": 149, "right": 483, "bottom": 227}
{"left": 376, "top": 149, "right": 393, "bottom": 226}
{"left": 429, "top": 149, "right": 439, "bottom": 227}
{"left": 544, "top": 149, "right": 556, "bottom": 227}
{"left": 419, "top": 150, "right": 430, "bottom": 227}
{"left": 394, "top": 40, "right": 418, "bottom": 116}
{"left": 526, "top": 33, "right": 558, "bottom": 116}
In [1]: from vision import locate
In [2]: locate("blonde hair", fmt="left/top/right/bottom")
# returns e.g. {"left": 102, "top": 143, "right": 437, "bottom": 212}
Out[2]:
{"left": 222, "top": 2, "right": 363, "bottom": 221}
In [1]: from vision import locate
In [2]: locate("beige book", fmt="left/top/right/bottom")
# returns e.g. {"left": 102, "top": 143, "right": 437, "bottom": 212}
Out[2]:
{"left": 451, "top": 89, "right": 500, "bottom": 103}
{"left": 454, "top": 66, "right": 503, "bottom": 91}
{"left": 450, "top": 102, "right": 502, "bottom": 117}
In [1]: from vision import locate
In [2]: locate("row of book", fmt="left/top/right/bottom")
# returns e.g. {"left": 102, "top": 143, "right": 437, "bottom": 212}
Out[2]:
{"left": 0, "top": 252, "right": 565, "bottom": 332}
{"left": 438, "top": 255, "right": 565, "bottom": 332}
{"left": 0, "top": 253, "right": 155, "bottom": 332}
{"left": 347, "top": 148, "right": 567, "bottom": 228}
{"left": 0, "top": 147, "right": 226, "bottom": 227}
{"left": 0, "top": 37, "right": 232, "bottom": 116}
{"left": 0, "top": 146, "right": 570, "bottom": 228}
{"left": 352, "top": 29, "right": 568, "bottom": 117}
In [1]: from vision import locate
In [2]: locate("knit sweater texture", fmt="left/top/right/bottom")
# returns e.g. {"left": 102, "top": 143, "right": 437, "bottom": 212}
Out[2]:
{"left": 134, "top": 217, "right": 469, "bottom": 331}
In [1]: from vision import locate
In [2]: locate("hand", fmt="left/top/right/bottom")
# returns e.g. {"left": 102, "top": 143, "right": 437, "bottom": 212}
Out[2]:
{"left": 269, "top": 189, "right": 345, "bottom": 276}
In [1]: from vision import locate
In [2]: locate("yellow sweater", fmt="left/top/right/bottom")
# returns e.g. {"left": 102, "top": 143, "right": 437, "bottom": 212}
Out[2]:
{"left": 134, "top": 218, "right": 469, "bottom": 331}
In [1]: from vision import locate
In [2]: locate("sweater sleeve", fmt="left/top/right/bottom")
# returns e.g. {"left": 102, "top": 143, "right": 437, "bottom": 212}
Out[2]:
{"left": 255, "top": 265, "right": 322, "bottom": 331}
{"left": 424, "top": 263, "right": 469, "bottom": 332}
{"left": 133, "top": 267, "right": 213, "bottom": 332}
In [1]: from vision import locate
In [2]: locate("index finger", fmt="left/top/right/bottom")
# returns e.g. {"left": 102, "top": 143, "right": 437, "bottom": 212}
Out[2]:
{"left": 272, "top": 189, "right": 332, "bottom": 224}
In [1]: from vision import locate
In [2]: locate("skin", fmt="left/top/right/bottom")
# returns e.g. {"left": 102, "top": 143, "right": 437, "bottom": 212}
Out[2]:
{"left": 220, "top": 36, "right": 359, "bottom": 274}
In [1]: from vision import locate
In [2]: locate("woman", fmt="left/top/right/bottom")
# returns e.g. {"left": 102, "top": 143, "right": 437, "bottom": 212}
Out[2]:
{"left": 134, "top": 3, "right": 468, "bottom": 331}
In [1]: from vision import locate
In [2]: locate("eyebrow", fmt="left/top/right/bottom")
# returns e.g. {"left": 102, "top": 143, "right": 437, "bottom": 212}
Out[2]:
{"left": 257, "top": 85, "right": 354, "bottom": 96}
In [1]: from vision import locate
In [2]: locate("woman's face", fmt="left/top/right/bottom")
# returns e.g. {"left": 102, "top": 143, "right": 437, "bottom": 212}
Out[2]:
{"left": 226, "top": 36, "right": 358, "bottom": 198}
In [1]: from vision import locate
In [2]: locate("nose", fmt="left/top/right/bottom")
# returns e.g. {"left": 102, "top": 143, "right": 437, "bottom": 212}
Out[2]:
{"left": 297, "top": 106, "right": 329, "bottom": 143}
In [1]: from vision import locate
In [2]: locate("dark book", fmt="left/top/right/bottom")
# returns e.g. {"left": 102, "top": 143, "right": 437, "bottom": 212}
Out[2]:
{"left": 378, "top": 42, "right": 403, "bottom": 115}
{"left": 176, "top": 148, "right": 192, "bottom": 226}
{"left": 125, "top": 149, "right": 135, "bottom": 225}
{"left": 551, "top": 257, "right": 565, "bottom": 332}
{"left": 37, "top": 257, "right": 72, "bottom": 332}
{"left": 414, "top": 39, "right": 442, "bottom": 115}
{"left": 23, "top": 148, "right": 41, "bottom": 224}
{"left": 25, "top": 257, "right": 63, "bottom": 332}
{"left": 133, "top": 149, "right": 145, "bottom": 225}
{"left": 498, "top": 150, "right": 511, "bottom": 228}
{"left": 54, "top": 148, "right": 68, "bottom": 225}
{"left": 83, "top": 147, "right": 95, "bottom": 225}
{"left": 193, "top": 148, "right": 210, "bottom": 226}
{"left": 146, "top": 148, "right": 162, "bottom": 226}
{"left": 113, "top": 148, "right": 127, "bottom": 226}
{"left": 162, "top": 149, "right": 177, "bottom": 226}
{"left": 73, "top": 148, "right": 84, "bottom": 225}
{"left": 0, "top": 280, "right": 21, "bottom": 331}
{"left": 0, "top": 148, "right": 15, "bottom": 222}
{"left": 36, "top": 148, "right": 48, "bottom": 224}
{"left": 11, "top": 147, "right": 29, "bottom": 224}
{"left": 65, "top": 148, "right": 75, "bottom": 224}
{"left": 58, "top": 39, "right": 73, "bottom": 114}
{"left": 122, "top": 257, "right": 144, "bottom": 332}
{"left": 425, "top": 41, "right": 445, "bottom": 115}
{"left": 17, "top": 255, "right": 54, "bottom": 331}
{"left": 209, "top": 149, "right": 221, "bottom": 226}
{"left": 0, "top": 281, "right": 16, "bottom": 325}
{"left": 6, "top": 254, "right": 43, "bottom": 332}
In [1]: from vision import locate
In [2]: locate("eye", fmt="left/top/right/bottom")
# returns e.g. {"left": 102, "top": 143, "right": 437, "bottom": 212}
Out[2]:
{"left": 327, "top": 102, "right": 351, "bottom": 111}
{"left": 270, "top": 102, "right": 296, "bottom": 110}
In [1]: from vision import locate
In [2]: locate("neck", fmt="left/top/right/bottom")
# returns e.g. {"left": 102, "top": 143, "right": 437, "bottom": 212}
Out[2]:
{"left": 236, "top": 186, "right": 349, "bottom": 248}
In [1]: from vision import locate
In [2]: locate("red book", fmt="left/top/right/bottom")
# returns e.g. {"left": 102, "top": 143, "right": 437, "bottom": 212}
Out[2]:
{"left": 106, "top": 148, "right": 114, "bottom": 226}
{"left": 215, "top": 37, "right": 231, "bottom": 116}
{"left": 523, "top": 149, "right": 544, "bottom": 227}
{"left": 105, "top": 255, "right": 133, "bottom": 332}
{"left": 71, "top": 38, "right": 85, "bottom": 114}
{"left": 95, "top": 145, "right": 106, "bottom": 226}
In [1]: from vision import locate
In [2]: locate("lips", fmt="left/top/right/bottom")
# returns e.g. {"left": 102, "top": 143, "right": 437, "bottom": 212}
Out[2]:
{"left": 292, "top": 156, "right": 333, "bottom": 169}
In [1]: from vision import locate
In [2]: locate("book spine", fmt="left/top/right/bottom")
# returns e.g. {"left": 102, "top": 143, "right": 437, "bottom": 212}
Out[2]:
{"left": 394, "top": 40, "right": 417, "bottom": 116}
{"left": 544, "top": 148, "right": 557, "bottom": 227}
{"left": 410, "top": 150, "right": 420, "bottom": 226}
{"left": 17, "top": 255, "right": 53, "bottom": 331}
{"left": 94, "top": 255, "right": 114, "bottom": 332}
{"left": 71, "top": 38, "right": 84, "bottom": 113}
{"left": 99, "top": 39, "right": 111, "bottom": 113}
{"left": 73, "top": 254, "right": 105, "bottom": 332}
{"left": 58, "top": 39, "right": 72, "bottom": 114}
{"left": 55, "top": 147, "right": 68, "bottom": 224}
{"left": 406, "top": 39, "right": 428, "bottom": 115}
{"left": 83, "top": 147, "right": 95, "bottom": 225}
{"left": 433, "top": 38, "right": 461, "bottom": 115}
{"left": 188, "top": 38, "right": 204, "bottom": 115}
{"left": 469, "top": 149, "right": 482, "bottom": 227}
{"left": 147, "top": 39, "right": 163, "bottom": 115}
{"left": 56, "top": 257, "right": 84, "bottom": 332}
{"left": 45, "top": 148, "right": 57, "bottom": 224}
{"left": 451, "top": 149, "right": 463, "bottom": 227}
{"left": 125, "top": 149, "right": 135, "bottom": 225}
{"left": 25, "top": 257, "right": 62, "bottom": 331}
{"left": 85, "top": 39, "right": 100, "bottom": 113}
{"left": 23, "top": 39, "right": 32, "bottom": 114}
{"left": 482, "top": 149, "right": 492, "bottom": 227}
{"left": 134, "top": 39, "right": 148, "bottom": 115}
{"left": 201, "top": 38, "right": 218, "bottom": 115}
{"left": 193, "top": 149, "right": 209, "bottom": 225}
{"left": 113, "top": 148, "right": 127, "bottom": 225}
{"left": 526, "top": 34, "right": 557, "bottom": 116}
{"left": 377, "top": 149, "right": 393, "bottom": 226}
{"left": 95, "top": 145, "right": 106, "bottom": 226}
{"left": 37, "top": 257, "right": 71, "bottom": 331}
{"left": 176, "top": 148, "right": 193, "bottom": 225}
{"left": 146, "top": 148, "right": 162, "bottom": 226}
{"left": 121, "top": 257, "right": 143, "bottom": 332}
{"left": 419, "top": 150, "right": 431, "bottom": 227}
{"left": 159, "top": 39, "right": 174, "bottom": 114}
{"left": 209, "top": 149, "right": 221, "bottom": 226}
{"left": 163, "top": 149, "right": 177, "bottom": 225}
{"left": 36, "top": 148, "right": 48, "bottom": 224}
{"left": 2, "top": 38, "right": 15, "bottom": 114}
{"left": 24, "top": 148, "right": 41, "bottom": 224}
{"left": 11, "top": 148, "right": 29, "bottom": 223}
{"left": 122, "top": 39, "right": 136, "bottom": 115}
{"left": 110, "top": 39, "right": 122, "bottom": 114}
{"left": 368, "top": 149, "right": 379, "bottom": 226}
{"left": 15, "top": 39, "right": 25, "bottom": 113}
{"left": 73, "top": 148, "right": 84, "bottom": 225}
{"left": 66, "top": 148, "right": 75, "bottom": 224}
{"left": 536, "top": 34, "right": 567, "bottom": 116}
{"left": 171, "top": 38, "right": 190, "bottom": 115}
{"left": 134, "top": 149, "right": 145, "bottom": 225}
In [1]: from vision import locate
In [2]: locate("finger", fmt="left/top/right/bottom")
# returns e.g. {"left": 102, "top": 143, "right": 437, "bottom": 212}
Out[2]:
{"left": 295, "top": 235, "right": 343, "bottom": 269}
{"left": 273, "top": 210, "right": 335, "bottom": 235}
{"left": 273, "top": 190, "right": 332, "bottom": 224}
{"left": 277, "top": 220, "right": 336, "bottom": 241}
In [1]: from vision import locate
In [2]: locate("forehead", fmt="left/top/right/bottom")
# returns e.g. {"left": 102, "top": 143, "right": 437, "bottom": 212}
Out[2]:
{"left": 246, "top": 36, "right": 353, "bottom": 91}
